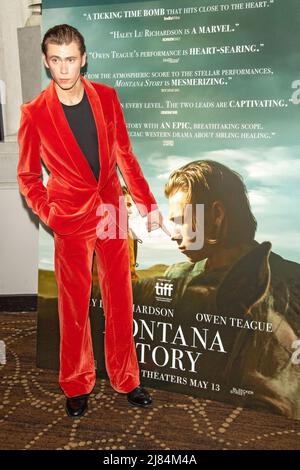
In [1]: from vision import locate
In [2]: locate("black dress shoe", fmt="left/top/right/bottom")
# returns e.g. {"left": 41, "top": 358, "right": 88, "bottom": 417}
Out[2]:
{"left": 127, "top": 386, "right": 152, "bottom": 407}
{"left": 65, "top": 394, "right": 89, "bottom": 418}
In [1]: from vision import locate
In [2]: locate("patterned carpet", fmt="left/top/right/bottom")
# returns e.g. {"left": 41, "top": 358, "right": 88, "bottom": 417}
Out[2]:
{"left": 1, "top": 311, "right": 300, "bottom": 450}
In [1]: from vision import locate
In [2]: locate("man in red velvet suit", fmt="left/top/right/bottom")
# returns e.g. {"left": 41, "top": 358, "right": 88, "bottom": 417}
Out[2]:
{"left": 17, "top": 24, "right": 169, "bottom": 418}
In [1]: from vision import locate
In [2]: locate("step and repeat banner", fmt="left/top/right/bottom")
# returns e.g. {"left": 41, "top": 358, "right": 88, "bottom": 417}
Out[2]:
{"left": 38, "top": 0, "right": 300, "bottom": 419}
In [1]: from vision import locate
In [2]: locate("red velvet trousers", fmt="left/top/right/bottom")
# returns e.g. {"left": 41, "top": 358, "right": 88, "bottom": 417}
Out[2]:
{"left": 53, "top": 193, "right": 140, "bottom": 398}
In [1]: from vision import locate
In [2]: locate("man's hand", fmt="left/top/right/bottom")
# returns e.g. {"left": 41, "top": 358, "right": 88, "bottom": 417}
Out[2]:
{"left": 146, "top": 209, "right": 171, "bottom": 236}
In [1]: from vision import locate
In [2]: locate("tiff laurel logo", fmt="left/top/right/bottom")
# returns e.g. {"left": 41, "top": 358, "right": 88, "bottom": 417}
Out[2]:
{"left": 0, "top": 340, "right": 6, "bottom": 365}
{"left": 155, "top": 281, "right": 173, "bottom": 298}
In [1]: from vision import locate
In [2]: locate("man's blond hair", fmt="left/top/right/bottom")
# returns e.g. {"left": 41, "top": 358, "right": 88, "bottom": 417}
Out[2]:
{"left": 164, "top": 160, "right": 257, "bottom": 248}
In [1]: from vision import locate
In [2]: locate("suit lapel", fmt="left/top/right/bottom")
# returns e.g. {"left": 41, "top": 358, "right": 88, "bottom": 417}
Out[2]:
{"left": 44, "top": 74, "right": 109, "bottom": 190}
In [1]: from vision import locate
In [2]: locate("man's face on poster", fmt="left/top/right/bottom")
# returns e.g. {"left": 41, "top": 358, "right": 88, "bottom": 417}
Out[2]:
{"left": 124, "top": 193, "right": 134, "bottom": 216}
{"left": 168, "top": 190, "right": 207, "bottom": 262}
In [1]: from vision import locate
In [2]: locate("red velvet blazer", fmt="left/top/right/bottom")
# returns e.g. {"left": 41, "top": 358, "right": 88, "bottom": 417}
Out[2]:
{"left": 17, "top": 74, "right": 158, "bottom": 235}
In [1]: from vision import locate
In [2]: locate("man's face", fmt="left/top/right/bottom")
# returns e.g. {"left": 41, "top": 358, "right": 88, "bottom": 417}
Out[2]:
{"left": 43, "top": 41, "right": 86, "bottom": 91}
{"left": 124, "top": 194, "right": 134, "bottom": 216}
{"left": 168, "top": 190, "right": 211, "bottom": 262}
